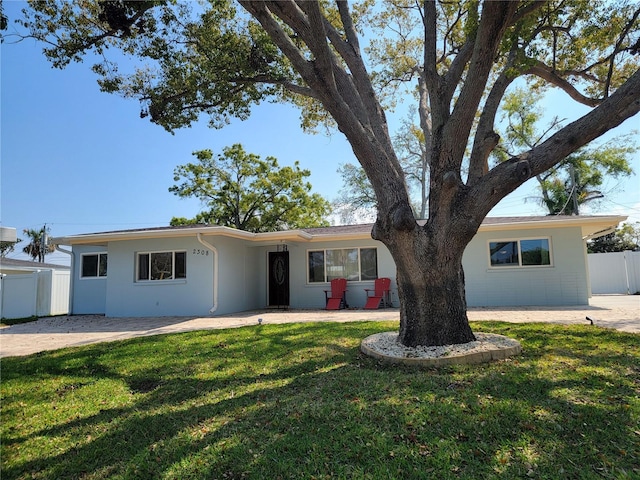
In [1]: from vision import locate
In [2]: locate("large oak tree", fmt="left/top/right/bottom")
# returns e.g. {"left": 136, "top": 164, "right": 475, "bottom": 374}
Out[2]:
{"left": 13, "top": 0, "right": 640, "bottom": 346}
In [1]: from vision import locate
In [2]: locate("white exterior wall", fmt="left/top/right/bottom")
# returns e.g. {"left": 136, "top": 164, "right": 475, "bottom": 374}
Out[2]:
{"left": 66, "top": 223, "right": 596, "bottom": 317}
{"left": 463, "top": 226, "right": 589, "bottom": 306}
{"left": 105, "top": 237, "right": 216, "bottom": 317}
{"left": 72, "top": 245, "right": 108, "bottom": 314}
{"left": 255, "top": 238, "right": 395, "bottom": 310}
{"left": 588, "top": 251, "right": 640, "bottom": 294}
{"left": 201, "top": 235, "right": 262, "bottom": 315}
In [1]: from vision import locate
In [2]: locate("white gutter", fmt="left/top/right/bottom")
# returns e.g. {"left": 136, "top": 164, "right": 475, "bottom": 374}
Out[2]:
{"left": 55, "top": 245, "right": 75, "bottom": 315}
{"left": 196, "top": 233, "right": 219, "bottom": 314}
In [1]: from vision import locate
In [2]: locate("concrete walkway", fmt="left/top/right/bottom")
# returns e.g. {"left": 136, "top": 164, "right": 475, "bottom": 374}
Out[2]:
{"left": 1, "top": 295, "right": 638, "bottom": 358}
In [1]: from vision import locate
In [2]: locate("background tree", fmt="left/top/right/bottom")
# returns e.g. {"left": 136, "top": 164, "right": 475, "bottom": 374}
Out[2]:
{"left": 495, "top": 88, "right": 636, "bottom": 215}
{"left": 335, "top": 110, "right": 429, "bottom": 222}
{"left": 13, "top": 0, "right": 640, "bottom": 347}
{"left": 332, "top": 162, "right": 377, "bottom": 224}
{"left": 393, "top": 110, "right": 430, "bottom": 219}
{"left": 22, "top": 226, "right": 55, "bottom": 262}
{"left": 588, "top": 222, "right": 640, "bottom": 253}
{"left": 169, "top": 143, "right": 330, "bottom": 233}
{"left": 0, "top": 0, "right": 7, "bottom": 32}
{"left": 0, "top": 237, "right": 22, "bottom": 258}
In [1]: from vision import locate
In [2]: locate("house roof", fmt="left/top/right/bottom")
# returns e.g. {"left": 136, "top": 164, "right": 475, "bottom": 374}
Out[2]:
{"left": 0, "top": 257, "right": 70, "bottom": 272}
{"left": 51, "top": 215, "right": 626, "bottom": 246}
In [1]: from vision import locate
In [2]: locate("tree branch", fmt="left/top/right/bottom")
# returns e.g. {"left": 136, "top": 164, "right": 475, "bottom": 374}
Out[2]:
{"left": 468, "top": 67, "right": 640, "bottom": 217}
{"left": 239, "top": 1, "right": 314, "bottom": 81}
{"left": 605, "top": 5, "right": 640, "bottom": 97}
{"left": 297, "top": 1, "right": 337, "bottom": 92}
{"left": 444, "top": 1, "right": 518, "bottom": 171}
{"left": 525, "top": 61, "right": 601, "bottom": 107}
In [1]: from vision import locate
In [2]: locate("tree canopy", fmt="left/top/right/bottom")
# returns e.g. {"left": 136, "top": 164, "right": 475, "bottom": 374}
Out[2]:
{"left": 495, "top": 88, "right": 637, "bottom": 215}
{"left": 11, "top": 0, "right": 640, "bottom": 347}
{"left": 169, "top": 143, "right": 330, "bottom": 232}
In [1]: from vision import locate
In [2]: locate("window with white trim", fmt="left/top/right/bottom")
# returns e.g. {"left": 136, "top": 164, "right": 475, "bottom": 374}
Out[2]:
{"left": 308, "top": 247, "right": 377, "bottom": 283}
{"left": 489, "top": 238, "right": 551, "bottom": 267}
{"left": 81, "top": 253, "right": 108, "bottom": 278}
{"left": 136, "top": 251, "right": 186, "bottom": 281}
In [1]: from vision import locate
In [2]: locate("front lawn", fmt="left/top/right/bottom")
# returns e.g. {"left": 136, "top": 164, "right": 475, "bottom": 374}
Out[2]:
{"left": 1, "top": 321, "right": 638, "bottom": 479}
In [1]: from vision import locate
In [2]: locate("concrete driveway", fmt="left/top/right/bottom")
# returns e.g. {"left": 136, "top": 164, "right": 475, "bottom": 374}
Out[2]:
{"left": 1, "top": 295, "right": 638, "bottom": 358}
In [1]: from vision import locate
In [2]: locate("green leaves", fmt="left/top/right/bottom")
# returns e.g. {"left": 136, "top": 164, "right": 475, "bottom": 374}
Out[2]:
{"left": 495, "top": 87, "right": 637, "bottom": 215}
{"left": 17, "top": 0, "right": 293, "bottom": 132}
{"left": 169, "top": 143, "right": 330, "bottom": 232}
{"left": 21, "top": 225, "right": 55, "bottom": 262}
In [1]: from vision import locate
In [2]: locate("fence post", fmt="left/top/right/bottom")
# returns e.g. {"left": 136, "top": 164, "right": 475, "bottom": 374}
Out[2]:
{"left": 623, "top": 251, "right": 630, "bottom": 295}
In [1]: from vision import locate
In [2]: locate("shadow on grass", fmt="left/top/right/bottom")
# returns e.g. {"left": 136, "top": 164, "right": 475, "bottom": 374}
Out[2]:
{"left": 2, "top": 321, "right": 638, "bottom": 479}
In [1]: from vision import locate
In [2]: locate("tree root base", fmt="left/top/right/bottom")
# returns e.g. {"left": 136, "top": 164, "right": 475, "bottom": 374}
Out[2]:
{"left": 361, "top": 331, "right": 522, "bottom": 367}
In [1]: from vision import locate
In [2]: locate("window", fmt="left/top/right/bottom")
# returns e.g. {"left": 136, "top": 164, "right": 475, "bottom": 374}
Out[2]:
{"left": 136, "top": 251, "right": 186, "bottom": 281}
{"left": 489, "top": 238, "right": 551, "bottom": 267}
{"left": 307, "top": 248, "right": 377, "bottom": 283}
{"left": 81, "top": 253, "right": 107, "bottom": 278}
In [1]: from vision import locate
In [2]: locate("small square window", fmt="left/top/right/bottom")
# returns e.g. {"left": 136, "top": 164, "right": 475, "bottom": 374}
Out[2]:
{"left": 81, "top": 253, "right": 107, "bottom": 278}
{"left": 489, "top": 241, "right": 519, "bottom": 267}
{"left": 520, "top": 239, "right": 550, "bottom": 266}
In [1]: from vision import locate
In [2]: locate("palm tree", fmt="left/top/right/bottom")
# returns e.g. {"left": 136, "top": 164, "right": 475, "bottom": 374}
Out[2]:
{"left": 22, "top": 225, "right": 55, "bottom": 262}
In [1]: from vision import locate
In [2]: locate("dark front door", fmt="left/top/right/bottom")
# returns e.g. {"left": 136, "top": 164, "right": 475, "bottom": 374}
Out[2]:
{"left": 268, "top": 251, "right": 289, "bottom": 307}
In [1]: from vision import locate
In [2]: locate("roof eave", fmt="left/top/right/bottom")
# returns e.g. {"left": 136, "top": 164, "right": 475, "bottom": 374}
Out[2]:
{"left": 52, "top": 225, "right": 314, "bottom": 245}
{"left": 52, "top": 215, "right": 628, "bottom": 245}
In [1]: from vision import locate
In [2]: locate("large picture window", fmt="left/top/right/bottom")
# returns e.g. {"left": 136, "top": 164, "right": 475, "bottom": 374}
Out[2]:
{"left": 137, "top": 251, "right": 186, "bottom": 281}
{"left": 489, "top": 239, "right": 551, "bottom": 267}
{"left": 81, "top": 253, "right": 107, "bottom": 278}
{"left": 308, "top": 247, "right": 377, "bottom": 283}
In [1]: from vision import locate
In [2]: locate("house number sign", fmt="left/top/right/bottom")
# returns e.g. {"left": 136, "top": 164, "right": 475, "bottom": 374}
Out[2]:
{"left": 192, "top": 249, "right": 210, "bottom": 256}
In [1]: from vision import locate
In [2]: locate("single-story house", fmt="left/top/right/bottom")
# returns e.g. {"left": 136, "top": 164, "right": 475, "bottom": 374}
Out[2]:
{"left": 51, "top": 215, "right": 625, "bottom": 318}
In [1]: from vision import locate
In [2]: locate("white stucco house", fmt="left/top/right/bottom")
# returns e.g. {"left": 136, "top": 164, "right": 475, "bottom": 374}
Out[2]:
{"left": 51, "top": 215, "right": 625, "bottom": 318}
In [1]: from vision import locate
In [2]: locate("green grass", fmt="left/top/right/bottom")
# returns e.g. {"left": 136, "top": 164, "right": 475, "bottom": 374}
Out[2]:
{"left": 0, "top": 315, "right": 39, "bottom": 327}
{"left": 1, "top": 321, "right": 638, "bottom": 479}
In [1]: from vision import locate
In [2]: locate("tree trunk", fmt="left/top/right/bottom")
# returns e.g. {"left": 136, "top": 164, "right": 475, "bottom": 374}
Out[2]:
{"left": 374, "top": 217, "right": 477, "bottom": 347}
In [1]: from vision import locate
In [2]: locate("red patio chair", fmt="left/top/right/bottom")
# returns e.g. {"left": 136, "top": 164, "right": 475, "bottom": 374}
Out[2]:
{"left": 364, "top": 277, "right": 392, "bottom": 309}
{"left": 324, "top": 278, "right": 348, "bottom": 310}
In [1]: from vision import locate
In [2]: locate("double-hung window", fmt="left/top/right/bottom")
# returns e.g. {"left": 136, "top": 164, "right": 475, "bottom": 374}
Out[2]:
{"left": 308, "top": 247, "right": 377, "bottom": 283}
{"left": 489, "top": 238, "right": 551, "bottom": 267}
{"left": 81, "top": 253, "right": 108, "bottom": 278}
{"left": 136, "top": 251, "right": 186, "bottom": 281}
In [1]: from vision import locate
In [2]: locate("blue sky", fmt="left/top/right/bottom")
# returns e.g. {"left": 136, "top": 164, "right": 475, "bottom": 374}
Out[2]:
{"left": 1, "top": 1, "right": 639, "bottom": 266}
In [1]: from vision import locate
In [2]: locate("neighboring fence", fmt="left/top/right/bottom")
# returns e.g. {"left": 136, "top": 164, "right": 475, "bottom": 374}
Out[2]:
{"left": 0, "top": 270, "right": 70, "bottom": 319}
{"left": 588, "top": 251, "right": 640, "bottom": 295}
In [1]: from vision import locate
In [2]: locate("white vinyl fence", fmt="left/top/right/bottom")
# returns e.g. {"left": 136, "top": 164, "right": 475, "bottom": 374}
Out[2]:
{"left": 588, "top": 251, "right": 640, "bottom": 295}
{"left": 0, "top": 270, "right": 70, "bottom": 319}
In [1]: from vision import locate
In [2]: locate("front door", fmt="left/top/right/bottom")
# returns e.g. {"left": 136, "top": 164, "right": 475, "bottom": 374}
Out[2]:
{"left": 268, "top": 251, "right": 289, "bottom": 308}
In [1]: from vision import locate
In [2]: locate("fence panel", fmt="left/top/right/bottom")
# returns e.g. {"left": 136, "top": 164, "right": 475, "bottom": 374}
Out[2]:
{"left": 50, "top": 270, "right": 70, "bottom": 315}
{"left": 588, "top": 251, "right": 640, "bottom": 294}
{"left": 1, "top": 270, "right": 70, "bottom": 320}
{"left": 0, "top": 273, "right": 38, "bottom": 319}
